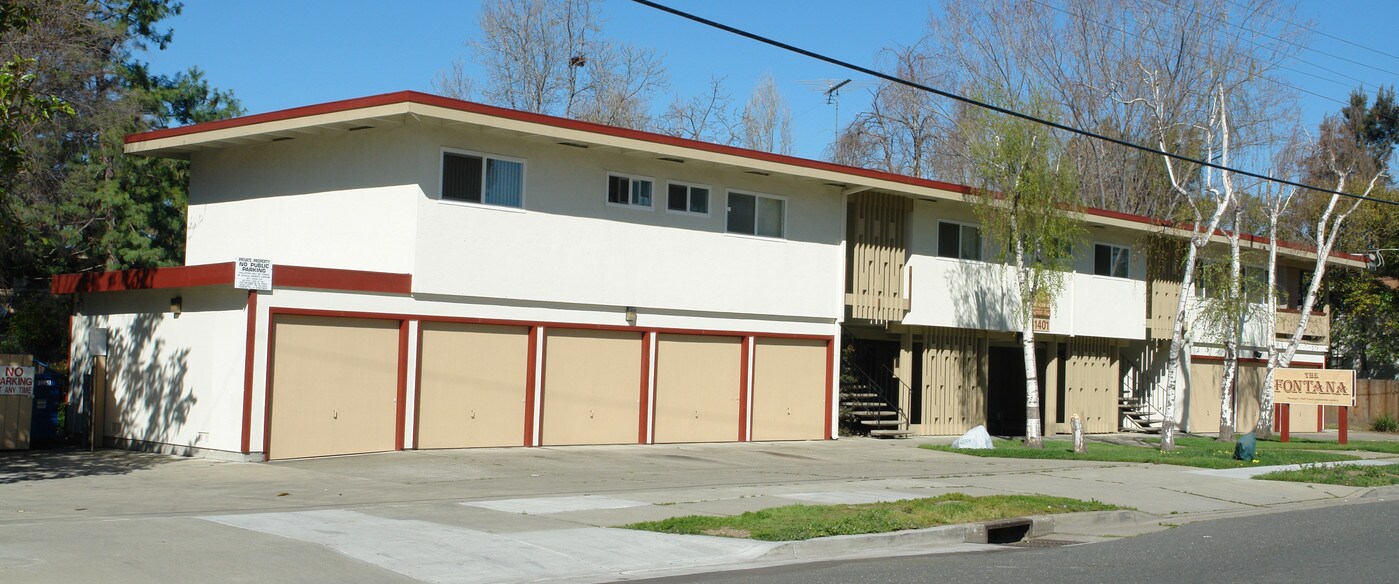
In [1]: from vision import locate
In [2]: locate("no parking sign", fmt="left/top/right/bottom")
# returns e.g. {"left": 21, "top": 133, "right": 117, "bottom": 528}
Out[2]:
{"left": 0, "top": 366, "right": 34, "bottom": 396}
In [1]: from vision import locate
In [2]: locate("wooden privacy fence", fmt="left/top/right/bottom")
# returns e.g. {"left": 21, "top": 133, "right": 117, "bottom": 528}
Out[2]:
{"left": 1, "top": 353, "right": 33, "bottom": 449}
{"left": 1327, "top": 379, "right": 1399, "bottom": 430}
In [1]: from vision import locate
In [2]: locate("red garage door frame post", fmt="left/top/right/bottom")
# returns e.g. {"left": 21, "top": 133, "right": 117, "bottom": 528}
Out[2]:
{"left": 826, "top": 338, "right": 835, "bottom": 440}
{"left": 241, "top": 289, "right": 258, "bottom": 454}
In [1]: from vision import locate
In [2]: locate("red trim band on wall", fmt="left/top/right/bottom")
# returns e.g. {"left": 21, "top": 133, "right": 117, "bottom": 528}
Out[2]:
{"left": 53, "top": 262, "right": 235, "bottom": 294}
{"left": 273, "top": 265, "right": 412, "bottom": 295}
{"left": 241, "top": 290, "right": 258, "bottom": 454}
{"left": 51, "top": 262, "right": 412, "bottom": 295}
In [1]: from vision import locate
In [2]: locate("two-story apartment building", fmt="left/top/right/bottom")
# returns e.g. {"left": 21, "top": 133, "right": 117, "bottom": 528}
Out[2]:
{"left": 54, "top": 91, "right": 1363, "bottom": 460}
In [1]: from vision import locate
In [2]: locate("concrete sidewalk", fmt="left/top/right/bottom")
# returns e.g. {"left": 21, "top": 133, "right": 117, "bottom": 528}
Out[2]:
{"left": 1, "top": 436, "right": 1395, "bottom": 583}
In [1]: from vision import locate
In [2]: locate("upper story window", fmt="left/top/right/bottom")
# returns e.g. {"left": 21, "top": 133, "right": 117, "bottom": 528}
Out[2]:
{"left": 441, "top": 150, "right": 524, "bottom": 208}
{"left": 1094, "top": 244, "right": 1130, "bottom": 278}
{"left": 667, "top": 182, "right": 710, "bottom": 215}
{"left": 937, "top": 221, "right": 981, "bottom": 260}
{"left": 726, "top": 191, "right": 785, "bottom": 238}
{"left": 608, "top": 173, "right": 654, "bottom": 208}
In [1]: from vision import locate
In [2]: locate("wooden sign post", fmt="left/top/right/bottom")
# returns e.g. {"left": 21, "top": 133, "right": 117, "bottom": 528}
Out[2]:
{"left": 1273, "top": 368, "right": 1355, "bottom": 445}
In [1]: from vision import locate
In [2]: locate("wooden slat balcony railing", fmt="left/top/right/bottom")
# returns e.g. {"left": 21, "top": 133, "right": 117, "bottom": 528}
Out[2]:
{"left": 1275, "top": 307, "right": 1329, "bottom": 345}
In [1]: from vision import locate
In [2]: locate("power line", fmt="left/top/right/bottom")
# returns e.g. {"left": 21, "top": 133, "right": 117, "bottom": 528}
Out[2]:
{"left": 629, "top": 0, "right": 1397, "bottom": 208}
{"left": 1222, "top": 0, "right": 1399, "bottom": 64}
{"left": 1153, "top": 0, "right": 1399, "bottom": 82}
{"left": 1025, "top": 0, "right": 1399, "bottom": 129}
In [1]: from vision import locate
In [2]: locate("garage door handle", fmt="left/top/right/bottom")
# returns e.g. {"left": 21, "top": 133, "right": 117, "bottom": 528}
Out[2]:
{"left": 332, "top": 409, "right": 338, "bottom": 420}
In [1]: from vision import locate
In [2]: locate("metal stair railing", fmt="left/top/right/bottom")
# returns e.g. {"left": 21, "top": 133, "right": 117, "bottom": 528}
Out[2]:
{"left": 839, "top": 351, "right": 910, "bottom": 434}
{"left": 1119, "top": 355, "right": 1166, "bottom": 431}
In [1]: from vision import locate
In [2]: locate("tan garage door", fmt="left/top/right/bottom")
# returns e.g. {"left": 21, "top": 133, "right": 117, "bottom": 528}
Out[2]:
{"left": 653, "top": 334, "right": 741, "bottom": 444}
{"left": 417, "top": 323, "right": 529, "bottom": 449}
{"left": 751, "top": 338, "right": 828, "bottom": 441}
{"left": 541, "top": 329, "right": 642, "bottom": 446}
{"left": 268, "top": 316, "right": 400, "bottom": 460}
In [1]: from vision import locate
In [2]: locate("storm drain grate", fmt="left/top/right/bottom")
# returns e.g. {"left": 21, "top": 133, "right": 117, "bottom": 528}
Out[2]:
{"left": 1004, "top": 538, "right": 1083, "bottom": 548}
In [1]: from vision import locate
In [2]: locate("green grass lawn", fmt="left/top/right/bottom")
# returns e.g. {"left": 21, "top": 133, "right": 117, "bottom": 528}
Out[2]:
{"left": 921, "top": 436, "right": 1361, "bottom": 469}
{"left": 1244, "top": 437, "right": 1399, "bottom": 455}
{"left": 1254, "top": 464, "right": 1399, "bottom": 487}
{"left": 622, "top": 493, "right": 1119, "bottom": 541}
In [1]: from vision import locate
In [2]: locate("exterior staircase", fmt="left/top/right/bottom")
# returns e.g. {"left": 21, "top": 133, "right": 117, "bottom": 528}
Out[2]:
{"left": 841, "top": 382, "right": 912, "bottom": 438}
{"left": 1119, "top": 397, "right": 1161, "bottom": 433}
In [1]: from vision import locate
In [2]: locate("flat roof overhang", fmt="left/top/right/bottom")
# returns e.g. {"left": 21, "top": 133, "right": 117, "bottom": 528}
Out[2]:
{"left": 124, "top": 90, "right": 1370, "bottom": 270}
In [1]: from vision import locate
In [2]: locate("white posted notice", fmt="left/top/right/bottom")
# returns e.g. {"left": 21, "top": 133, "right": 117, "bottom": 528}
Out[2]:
{"left": 236, "top": 257, "right": 273, "bottom": 291}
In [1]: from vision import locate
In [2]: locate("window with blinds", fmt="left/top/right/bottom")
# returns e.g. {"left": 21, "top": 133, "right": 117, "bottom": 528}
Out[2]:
{"left": 442, "top": 151, "right": 524, "bottom": 208}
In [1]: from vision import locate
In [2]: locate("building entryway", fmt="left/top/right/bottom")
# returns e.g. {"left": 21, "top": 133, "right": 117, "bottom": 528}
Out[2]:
{"left": 986, "top": 344, "right": 1048, "bottom": 437}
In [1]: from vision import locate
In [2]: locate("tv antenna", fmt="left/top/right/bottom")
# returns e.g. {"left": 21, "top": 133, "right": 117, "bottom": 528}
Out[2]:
{"left": 800, "top": 78, "right": 870, "bottom": 140}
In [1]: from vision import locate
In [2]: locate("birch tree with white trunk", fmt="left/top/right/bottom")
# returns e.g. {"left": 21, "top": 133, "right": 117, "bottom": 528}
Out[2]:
{"left": 1256, "top": 117, "right": 1386, "bottom": 436}
{"left": 1254, "top": 144, "right": 1301, "bottom": 439}
{"left": 1125, "top": 76, "right": 1235, "bottom": 450}
{"left": 962, "top": 87, "right": 1083, "bottom": 448}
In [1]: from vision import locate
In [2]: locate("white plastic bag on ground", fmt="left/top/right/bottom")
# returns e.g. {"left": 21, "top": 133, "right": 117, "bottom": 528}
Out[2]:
{"left": 951, "top": 425, "right": 994, "bottom": 449}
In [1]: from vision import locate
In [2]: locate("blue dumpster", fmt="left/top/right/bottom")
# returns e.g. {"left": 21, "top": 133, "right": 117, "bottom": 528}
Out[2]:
{"left": 30, "top": 360, "right": 64, "bottom": 444}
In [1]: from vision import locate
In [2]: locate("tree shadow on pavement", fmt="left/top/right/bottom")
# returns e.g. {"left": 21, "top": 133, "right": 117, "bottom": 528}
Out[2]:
{"left": 0, "top": 447, "right": 177, "bottom": 484}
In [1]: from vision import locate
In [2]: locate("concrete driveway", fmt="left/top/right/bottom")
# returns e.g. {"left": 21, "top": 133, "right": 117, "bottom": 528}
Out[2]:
{"left": 1, "top": 435, "right": 1393, "bottom": 583}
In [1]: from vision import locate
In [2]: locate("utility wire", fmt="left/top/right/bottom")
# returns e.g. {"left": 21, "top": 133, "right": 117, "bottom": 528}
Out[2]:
{"left": 1025, "top": 0, "right": 1399, "bottom": 130}
{"left": 630, "top": 0, "right": 1397, "bottom": 208}
{"left": 1223, "top": 0, "right": 1399, "bottom": 64}
{"left": 1154, "top": 0, "right": 1399, "bottom": 82}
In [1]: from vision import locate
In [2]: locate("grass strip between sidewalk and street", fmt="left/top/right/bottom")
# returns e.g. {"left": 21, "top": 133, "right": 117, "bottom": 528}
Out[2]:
{"left": 922, "top": 436, "right": 1361, "bottom": 469}
{"left": 621, "top": 493, "right": 1119, "bottom": 541}
{"left": 1253, "top": 463, "right": 1399, "bottom": 487}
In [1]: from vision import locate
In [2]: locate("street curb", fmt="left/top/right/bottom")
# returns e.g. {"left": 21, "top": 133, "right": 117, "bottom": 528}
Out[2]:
{"left": 1361, "top": 484, "right": 1399, "bottom": 499}
{"left": 755, "top": 509, "right": 1148, "bottom": 560}
{"left": 1024, "top": 509, "right": 1155, "bottom": 536}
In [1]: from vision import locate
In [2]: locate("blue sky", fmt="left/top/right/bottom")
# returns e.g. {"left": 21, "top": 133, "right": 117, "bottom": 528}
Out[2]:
{"left": 140, "top": 0, "right": 1399, "bottom": 160}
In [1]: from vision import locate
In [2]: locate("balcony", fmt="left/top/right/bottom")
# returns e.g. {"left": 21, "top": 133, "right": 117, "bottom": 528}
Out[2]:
{"left": 1275, "top": 307, "right": 1329, "bottom": 345}
{"left": 901, "top": 256, "right": 1146, "bottom": 340}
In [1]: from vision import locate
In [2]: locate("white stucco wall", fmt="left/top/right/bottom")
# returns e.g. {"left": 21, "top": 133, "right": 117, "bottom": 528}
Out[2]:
{"left": 185, "top": 123, "right": 845, "bottom": 323}
{"left": 902, "top": 202, "right": 1147, "bottom": 340}
{"left": 413, "top": 126, "right": 844, "bottom": 320}
{"left": 185, "top": 127, "right": 421, "bottom": 273}
{"left": 69, "top": 287, "right": 248, "bottom": 455}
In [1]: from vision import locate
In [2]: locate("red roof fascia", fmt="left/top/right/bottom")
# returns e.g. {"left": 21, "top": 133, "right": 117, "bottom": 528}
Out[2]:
{"left": 51, "top": 262, "right": 235, "bottom": 294}
{"left": 124, "top": 91, "right": 1368, "bottom": 264}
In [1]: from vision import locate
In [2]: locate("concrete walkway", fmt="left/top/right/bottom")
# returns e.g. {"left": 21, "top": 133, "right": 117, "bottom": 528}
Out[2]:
{"left": 1, "top": 435, "right": 1396, "bottom": 583}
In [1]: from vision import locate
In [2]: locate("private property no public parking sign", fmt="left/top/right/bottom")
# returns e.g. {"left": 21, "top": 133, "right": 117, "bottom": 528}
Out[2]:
{"left": 236, "top": 257, "right": 273, "bottom": 291}
{"left": 0, "top": 366, "right": 35, "bottom": 397}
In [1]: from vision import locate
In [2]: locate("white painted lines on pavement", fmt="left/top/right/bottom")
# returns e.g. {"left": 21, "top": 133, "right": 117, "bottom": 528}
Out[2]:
{"left": 200, "top": 509, "right": 777, "bottom": 584}
{"left": 461, "top": 495, "right": 650, "bottom": 514}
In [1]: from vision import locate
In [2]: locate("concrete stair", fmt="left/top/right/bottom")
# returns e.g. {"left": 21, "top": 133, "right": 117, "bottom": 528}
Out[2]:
{"left": 841, "top": 383, "right": 912, "bottom": 439}
{"left": 1119, "top": 397, "right": 1161, "bottom": 433}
